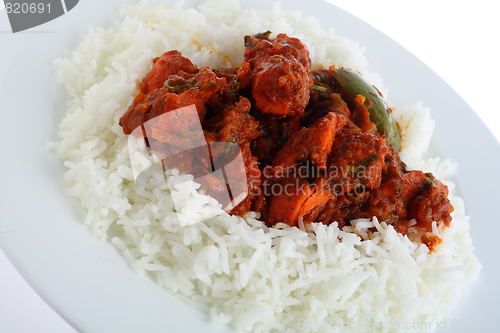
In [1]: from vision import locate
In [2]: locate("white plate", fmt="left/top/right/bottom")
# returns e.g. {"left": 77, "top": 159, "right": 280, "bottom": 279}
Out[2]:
{"left": 1, "top": 1, "right": 499, "bottom": 332}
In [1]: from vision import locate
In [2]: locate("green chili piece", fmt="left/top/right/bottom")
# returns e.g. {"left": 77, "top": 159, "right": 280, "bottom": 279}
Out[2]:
{"left": 330, "top": 68, "right": 402, "bottom": 152}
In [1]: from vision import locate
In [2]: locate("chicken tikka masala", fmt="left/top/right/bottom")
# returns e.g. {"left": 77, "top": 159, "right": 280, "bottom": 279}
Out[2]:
{"left": 119, "top": 31, "right": 453, "bottom": 251}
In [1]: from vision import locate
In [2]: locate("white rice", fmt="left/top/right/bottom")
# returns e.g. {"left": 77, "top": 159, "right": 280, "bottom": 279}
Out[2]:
{"left": 49, "top": 0, "right": 481, "bottom": 332}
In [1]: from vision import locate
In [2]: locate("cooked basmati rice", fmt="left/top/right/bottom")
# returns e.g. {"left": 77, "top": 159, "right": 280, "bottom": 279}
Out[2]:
{"left": 49, "top": 0, "right": 481, "bottom": 332}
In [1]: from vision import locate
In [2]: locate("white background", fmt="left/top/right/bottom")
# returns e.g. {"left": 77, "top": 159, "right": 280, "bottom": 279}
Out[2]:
{"left": 1, "top": 1, "right": 499, "bottom": 332}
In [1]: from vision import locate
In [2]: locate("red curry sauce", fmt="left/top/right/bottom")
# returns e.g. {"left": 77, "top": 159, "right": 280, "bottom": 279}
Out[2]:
{"left": 119, "top": 32, "right": 453, "bottom": 251}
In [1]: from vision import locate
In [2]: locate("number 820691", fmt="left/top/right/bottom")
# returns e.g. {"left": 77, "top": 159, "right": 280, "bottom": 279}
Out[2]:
{"left": 451, "top": 319, "right": 497, "bottom": 330}
{"left": 6, "top": 2, "right": 51, "bottom": 14}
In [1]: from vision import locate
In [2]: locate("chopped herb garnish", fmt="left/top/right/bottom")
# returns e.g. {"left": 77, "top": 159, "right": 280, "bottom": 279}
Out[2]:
{"left": 164, "top": 81, "right": 218, "bottom": 94}
{"left": 359, "top": 154, "right": 379, "bottom": 167}
{"left": 312, "top": 74, "right": 324, "bottom": 83}
{"left": 347, "top": 154, "right": 379, "bottom": 174}
{"left": 279, "top": 130, "right": 288, "bottom": 144}
{"left": 347, "top": 165, "right": 360, "bottom": 174}
{"left": 222, "top": 140, "right": 240, "bottom": 154}
{"left": 340, "top": 146, "right": 348, "bottom": 158}
{"left": 424, "top": 172, "right": 435, "bottom": 189}
{"left": 244, "top": 31, "right": 271, "bottom": 47}
{"left": 255, "top": 31, "right": 271, "bottom": 39}
{"left": 164, "top": 83, "right": 198, "bottom": 93}
{"left": 312, "top": 85, "right": 328, "bottom": 92}
{"left": 244, "top": 36, "right": 255, "bottom": 48}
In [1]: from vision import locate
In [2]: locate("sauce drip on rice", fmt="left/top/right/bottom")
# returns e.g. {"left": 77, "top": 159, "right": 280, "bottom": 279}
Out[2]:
{"left": 119, "top": 32, "right": 453, "bottom": 252}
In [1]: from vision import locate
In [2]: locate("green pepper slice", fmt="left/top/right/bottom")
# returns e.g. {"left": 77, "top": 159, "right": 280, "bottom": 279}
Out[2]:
{"left": 330, "top": 68, "right": 402, "bottom": 152}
